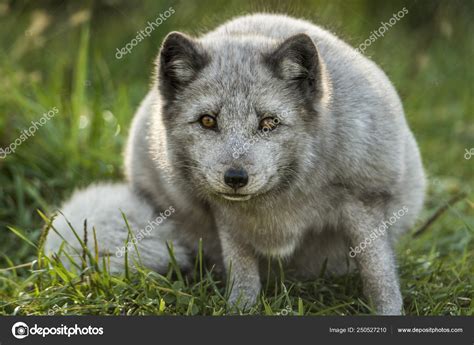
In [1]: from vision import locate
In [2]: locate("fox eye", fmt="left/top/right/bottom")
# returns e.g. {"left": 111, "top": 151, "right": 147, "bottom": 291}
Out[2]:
{"left": 199, "top": 114, "right": 217, "bottom": 129}
{"left": 259, "top": 116, "right": 280, "bottom": 131}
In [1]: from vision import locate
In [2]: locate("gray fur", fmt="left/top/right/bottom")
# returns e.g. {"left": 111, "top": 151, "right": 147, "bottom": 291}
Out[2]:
{"left": 45, "top": 183, "right": 190, "bottom": 273}
{"left": 48, "top": 14, "right": 426, "bottom": 315}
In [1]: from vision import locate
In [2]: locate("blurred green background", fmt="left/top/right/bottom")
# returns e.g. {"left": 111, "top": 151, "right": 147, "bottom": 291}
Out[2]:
{"left": 0, "top": 0, "right": 472, "bottom": 314}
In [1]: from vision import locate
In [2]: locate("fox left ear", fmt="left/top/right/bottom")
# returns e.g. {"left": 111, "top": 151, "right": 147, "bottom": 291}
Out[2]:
{"left": 265, "top": 33, "right": 323, "bottom": 99}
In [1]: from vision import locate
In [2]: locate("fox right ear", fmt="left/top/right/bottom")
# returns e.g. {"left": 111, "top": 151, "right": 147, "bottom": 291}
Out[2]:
{"left": 158, "top": 32, "right": 209, "bottom": 99}
{"left": 265, "top": 33, "right": 324, "bottom": 100}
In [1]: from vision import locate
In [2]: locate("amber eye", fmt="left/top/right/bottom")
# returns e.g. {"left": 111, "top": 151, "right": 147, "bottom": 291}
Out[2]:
{"left": 259, "top": 117, "right": 279, "bottom": 131}
{"left": 199, "top": 114, "right": 217, "bottom": 129}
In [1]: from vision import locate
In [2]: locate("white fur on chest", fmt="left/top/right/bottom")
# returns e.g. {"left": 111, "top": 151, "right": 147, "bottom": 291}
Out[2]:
{"left": 240, "top": 199, "right": 329, "bottom": 259}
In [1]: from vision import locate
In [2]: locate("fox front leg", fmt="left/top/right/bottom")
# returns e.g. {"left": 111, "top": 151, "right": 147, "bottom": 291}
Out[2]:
{"left": 344, "top": 201, "right": 404, "bottom": 315}
{"left": 217, "top": 224, "right": 261, "bottom": 311}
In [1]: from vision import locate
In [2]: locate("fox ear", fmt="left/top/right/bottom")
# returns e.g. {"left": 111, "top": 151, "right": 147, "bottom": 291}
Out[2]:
{"left": 158, "top": 32, "right": 209, "bottom": 98}
{"left": 265, "top": 33, "right": 323, "bottom": 98}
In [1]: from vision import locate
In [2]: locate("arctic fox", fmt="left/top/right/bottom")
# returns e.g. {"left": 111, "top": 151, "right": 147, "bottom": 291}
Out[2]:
{"left": 47, "top": 14, "right": 425, "bottom": 315}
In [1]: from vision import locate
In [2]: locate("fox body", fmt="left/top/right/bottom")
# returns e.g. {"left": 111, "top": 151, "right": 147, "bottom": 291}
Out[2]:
{"left": 47, "top": 14, "right": 425, "bottom": 315}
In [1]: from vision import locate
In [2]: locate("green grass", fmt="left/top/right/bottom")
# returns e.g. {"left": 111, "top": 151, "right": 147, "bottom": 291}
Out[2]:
{"left": 0, "top": 0, "right": 473, "bottom": 315}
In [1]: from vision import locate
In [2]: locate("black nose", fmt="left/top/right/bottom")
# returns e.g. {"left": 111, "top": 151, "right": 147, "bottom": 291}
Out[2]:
{"left": 224, "top": 168, "right": 249, "bottom": 190}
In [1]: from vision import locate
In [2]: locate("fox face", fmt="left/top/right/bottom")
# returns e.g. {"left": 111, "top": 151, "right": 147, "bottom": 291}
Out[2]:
{"left": 153, "top": 32, "right": 329, "bottom": 203}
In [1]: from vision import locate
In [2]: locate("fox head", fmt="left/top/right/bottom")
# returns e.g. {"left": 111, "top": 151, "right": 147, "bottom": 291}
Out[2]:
{"left": 151, "top": 31, "right": 331, "bottom": 203}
